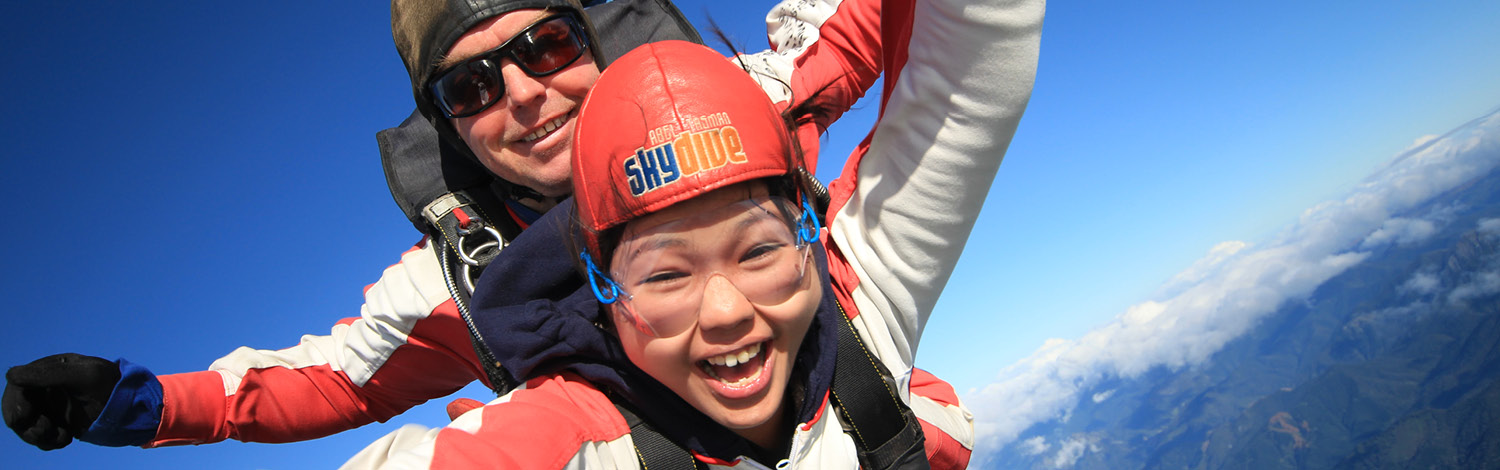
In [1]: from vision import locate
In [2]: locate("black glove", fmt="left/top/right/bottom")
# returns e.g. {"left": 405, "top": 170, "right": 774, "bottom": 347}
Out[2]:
{"left": 3, "top": 353, "right": 120, "bottom": 450}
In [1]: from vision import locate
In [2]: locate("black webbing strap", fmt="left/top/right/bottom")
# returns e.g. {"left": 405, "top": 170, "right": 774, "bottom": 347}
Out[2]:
{"left": 425, "top": 189, "right": 518, "bottom": 395}
{"left": 615, "top": 404, "right": 707, "bottom": 470}
{"left": 431, "top": 235, "right": 517, "bottom": 396}
{"left": 830, "top": 310, "right": 931, "bottom": 469}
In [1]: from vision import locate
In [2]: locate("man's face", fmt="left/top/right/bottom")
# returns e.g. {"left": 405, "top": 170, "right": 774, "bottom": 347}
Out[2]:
{"left": 444, "top": 9, "right": 600, "bottom": 198}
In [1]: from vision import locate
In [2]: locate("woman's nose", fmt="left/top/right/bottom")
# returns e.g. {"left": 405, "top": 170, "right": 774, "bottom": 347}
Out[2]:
{"left": 695, "top": 274, "right": 755, "bottom": 332}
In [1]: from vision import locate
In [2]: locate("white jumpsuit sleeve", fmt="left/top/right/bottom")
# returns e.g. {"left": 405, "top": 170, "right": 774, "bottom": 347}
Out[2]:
{"left": 827, "top": 0, "right": 1041, "bottom": 378}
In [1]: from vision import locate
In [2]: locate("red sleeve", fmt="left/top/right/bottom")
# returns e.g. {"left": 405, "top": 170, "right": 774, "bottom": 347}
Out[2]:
{"left": 429, "top": 375, "right": 629, "bottom": 469}
{"left": 919, "top": 416, "right": 973, "bottom": 470}
{"left": 912, "top": 368, "right": 971, "bottom": 469}
{"left": 149, "top": 243, "right": 487, "bottom": 446}
{"left": 782, "top": 0, "right": 884, "bottom": 128}
{"left": 742, "top": 0, "right": 885, "bottom": 169}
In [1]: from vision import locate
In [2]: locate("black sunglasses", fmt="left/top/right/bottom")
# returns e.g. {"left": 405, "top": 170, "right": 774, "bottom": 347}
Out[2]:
{"left": 429, "top": 13, "right": 590, "bottom": 119}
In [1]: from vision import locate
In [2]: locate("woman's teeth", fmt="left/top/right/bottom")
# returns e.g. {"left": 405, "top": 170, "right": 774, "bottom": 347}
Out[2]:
{"left": 521, "top": 113, "right": 570, "bottom": 142}
{"left": 706, "top": 343, "right": 762, "bottom": 368}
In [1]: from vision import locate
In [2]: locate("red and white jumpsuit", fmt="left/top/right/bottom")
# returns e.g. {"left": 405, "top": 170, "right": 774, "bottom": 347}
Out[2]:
{"left": 340, "top": 0, "right": 1042, "bottom": 467}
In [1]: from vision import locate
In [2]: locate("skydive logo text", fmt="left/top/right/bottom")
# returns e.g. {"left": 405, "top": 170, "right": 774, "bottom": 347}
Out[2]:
{"left": 624, "top": 124, "right": 747, "bottom": 197}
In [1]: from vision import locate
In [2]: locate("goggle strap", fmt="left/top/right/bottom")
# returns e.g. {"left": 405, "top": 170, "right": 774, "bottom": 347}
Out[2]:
{"left": 581, "top": 252, "right": 621, "bottom": 304}
{"left": 797, "top": 195, "right": 822, "bottom": 246}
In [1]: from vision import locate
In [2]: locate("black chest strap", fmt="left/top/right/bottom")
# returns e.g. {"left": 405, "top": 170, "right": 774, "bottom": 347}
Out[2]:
{"left": 424, "top": 188, "right": 523, "bottom": 395}
{"left": 829, "top": 312, "right": 930, "bottom": 470}
{"left": 616, "top": 404, "right": 708, "bottom": 470}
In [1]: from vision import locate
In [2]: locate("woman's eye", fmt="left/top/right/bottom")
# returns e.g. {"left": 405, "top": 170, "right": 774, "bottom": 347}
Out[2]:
{"left": 742, "top": 244, "right": 785, "bottom": 263}
{"left": 642, "top": 271, "right": 688, "bottom": 284}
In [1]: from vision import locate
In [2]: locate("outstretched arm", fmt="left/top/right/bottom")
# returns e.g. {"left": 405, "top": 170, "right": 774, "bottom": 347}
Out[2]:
{"left": 149, "top": 241, "right": 487, "bottom": 446}
{"left": 825, "top": 0, "right": 1042, "bottom": 374}
{"left": 1, "top": 241, "right": 491, "bottom": 450}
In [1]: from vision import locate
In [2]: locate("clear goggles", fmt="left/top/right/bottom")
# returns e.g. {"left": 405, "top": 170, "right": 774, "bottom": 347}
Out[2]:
{"left": 585, "top": 195, "right": 822, "bottom": 337}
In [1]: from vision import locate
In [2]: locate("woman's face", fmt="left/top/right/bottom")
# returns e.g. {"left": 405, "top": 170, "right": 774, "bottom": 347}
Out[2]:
{"left": 608, "top": 182, "right": 821, "bottom": 448}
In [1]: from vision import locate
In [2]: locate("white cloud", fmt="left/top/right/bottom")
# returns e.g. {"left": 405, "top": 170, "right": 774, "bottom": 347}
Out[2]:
{"left": 1447, "top": 218, "right": 1500, "bottom": 303}
{"left": 1478, "top": 217, "right": 1500, "bottom": 234}
{"left": 1362, "top": 202, "right": 1463, "bottom": 249}
{"left": 967, "top": 110, "right": 1500, "bottom": 466}
{"left": 1159, "top": 241, "right": 1249, "bottom": 295}
{"left": 1091, "top": 389, "right": 1116, "bottom": 403}
{"left": 1361, "top": 217, "right": 1438, "bottom": 248}
{"left": 1020, "top": 436, "right": 1049, "bottom": 456}
{"left": 1407, "top": 134, "right": 1441, "bottom": 152}
{"left": 1449, "top": 271, "right": 1500, "bottom": 304}
{"left": 1350, "top": 301, "right": 1429, "bottom": 328}
{"left": 1399, "top": 271, "right": 1440, "bottom": 295}
{"left": 1051, "top": 437, "right": 1087, "bottom": 469}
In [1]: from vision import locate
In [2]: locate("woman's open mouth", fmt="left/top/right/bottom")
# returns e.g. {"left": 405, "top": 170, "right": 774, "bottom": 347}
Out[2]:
{"left": 698, "top": 341, "right": 772, "bottom": 399}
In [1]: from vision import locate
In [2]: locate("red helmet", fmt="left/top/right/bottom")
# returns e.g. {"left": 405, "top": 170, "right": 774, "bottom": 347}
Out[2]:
{"left": 571, "top": 40, "right": 796, "bottom": 254}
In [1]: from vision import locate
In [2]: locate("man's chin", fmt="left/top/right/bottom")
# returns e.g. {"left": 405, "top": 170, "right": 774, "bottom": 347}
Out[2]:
{"left": 526, "top": 172, "right": 574, "bottom": 199}
{"left": 481, "top": 156, "right": 572, "bottom": 198}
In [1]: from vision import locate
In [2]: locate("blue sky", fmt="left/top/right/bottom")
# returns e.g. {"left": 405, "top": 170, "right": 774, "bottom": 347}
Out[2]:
{"left": 1, "top": 1, "right": 1497, "bottom": 468}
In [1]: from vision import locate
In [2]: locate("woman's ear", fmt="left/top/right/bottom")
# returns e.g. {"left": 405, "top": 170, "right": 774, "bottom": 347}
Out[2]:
{"left": 594, "top": 309, "right": 616, "bottom": 334}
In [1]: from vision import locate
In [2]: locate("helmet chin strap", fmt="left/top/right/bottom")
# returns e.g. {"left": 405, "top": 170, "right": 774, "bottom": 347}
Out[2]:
{"left": 500, "top": 180, "right": 568, "bottom": 214}
{"left": 506, "top": 181, "right": 548, "bottom": 201}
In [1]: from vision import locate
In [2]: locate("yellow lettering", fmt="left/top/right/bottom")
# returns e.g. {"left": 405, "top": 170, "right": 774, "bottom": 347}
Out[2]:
{"left": 685, "top": 133, "right": 707, "bottom": 171}
{"left": 675, "top": 133, "right": 700, "bottom": 175}
{"left": 721, "top": 127, "right": 746, "bottom": 163}
{"left": 703, "top": 130, "right": 727, "bottom": 168}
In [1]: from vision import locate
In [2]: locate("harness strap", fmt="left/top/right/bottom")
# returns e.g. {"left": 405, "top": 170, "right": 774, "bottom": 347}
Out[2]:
{"left": 422, "top": 189, "right": 518, "bottom": 271}
{"left": 616, "top": 404, "right": 708, "bottom": 470}
{"left": 830, "top": 312, "right": 930, "bottom": 469}
{"left": 433, "top": 235, "right": 519, "bottom": 395}
{"left": 424, "top": 188, "right": 523, "bottom": 395}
